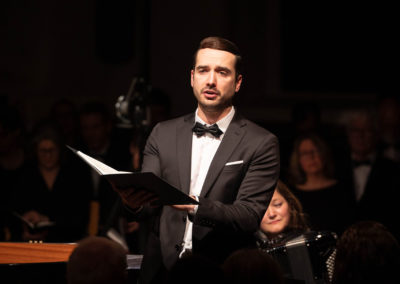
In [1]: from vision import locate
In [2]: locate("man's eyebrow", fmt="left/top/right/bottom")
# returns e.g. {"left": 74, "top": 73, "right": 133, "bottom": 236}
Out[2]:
{"left": 215, "top": 66, "right": 231, "bottom": 73}
{"left": 196, "top": 65, "right": 232, "bottom": 73}
{"left": 196, "top": 65, "right": 209, "bottom": 70}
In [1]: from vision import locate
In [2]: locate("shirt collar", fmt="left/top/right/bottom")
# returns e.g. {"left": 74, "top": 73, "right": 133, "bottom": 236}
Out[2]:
{"left": 194, "top": 106, "right": 235, "bottom": 134}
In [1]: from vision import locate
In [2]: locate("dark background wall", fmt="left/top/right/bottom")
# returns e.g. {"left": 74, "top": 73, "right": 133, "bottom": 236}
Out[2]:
{"left": 1, "top": 0, "right": 396, "bottom": 129}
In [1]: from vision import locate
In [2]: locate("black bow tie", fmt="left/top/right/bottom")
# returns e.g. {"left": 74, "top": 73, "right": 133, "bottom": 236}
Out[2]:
{"left": 192, "top": 122, "right": 223, "bottom": 138}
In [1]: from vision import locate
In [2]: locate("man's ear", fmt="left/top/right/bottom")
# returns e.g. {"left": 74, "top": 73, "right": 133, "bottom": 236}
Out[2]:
{"left": 190, "top": 69, "right": 194, "bottom": 87}
{"left": 235, "top": 74, "right": 243, "bottom": 92}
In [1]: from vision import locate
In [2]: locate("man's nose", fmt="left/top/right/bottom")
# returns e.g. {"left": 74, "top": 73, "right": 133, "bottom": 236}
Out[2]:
{"left": 206, "top": 71, "right": 216, "bottom": 86}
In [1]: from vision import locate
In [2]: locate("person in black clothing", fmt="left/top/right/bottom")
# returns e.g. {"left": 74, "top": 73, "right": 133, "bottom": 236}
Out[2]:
{"left": 339, "top": 109, "right": 400, "bottom": 240}
{"left": 10, "top": 124, "right": 90, "bottom": 242}
{"left": 0, "top": 102, "right": 29, "bottom": 241}
{"left": 287, "top": 133, "right": 355, "bottom": 236}
{"left": 78, "top": 101, "right": 131, "bottom": 237}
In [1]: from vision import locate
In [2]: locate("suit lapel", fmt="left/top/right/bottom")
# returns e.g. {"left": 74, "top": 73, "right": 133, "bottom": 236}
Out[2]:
{"left": 177, "top": 114, "right": 195, "bottom": 195}
{"left": 200, "top": 114, "right": 246, "bottom": 197}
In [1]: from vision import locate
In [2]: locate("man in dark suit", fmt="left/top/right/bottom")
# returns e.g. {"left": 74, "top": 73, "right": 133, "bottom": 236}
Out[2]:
{"left": 115, "top": 36, "right": 280, "bottom": 283}
{"left": 339, "top": 109, "right": 400, "bottom": 240}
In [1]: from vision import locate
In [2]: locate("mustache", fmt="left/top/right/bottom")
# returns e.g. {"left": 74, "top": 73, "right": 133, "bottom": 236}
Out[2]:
{"left": 201, "top": 87, "right": 220, "bottom": 95}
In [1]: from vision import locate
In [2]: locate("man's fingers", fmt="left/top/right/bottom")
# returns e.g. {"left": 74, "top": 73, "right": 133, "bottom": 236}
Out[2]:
{"left": 120, "top": 188, "right": 159, "bottom": 208}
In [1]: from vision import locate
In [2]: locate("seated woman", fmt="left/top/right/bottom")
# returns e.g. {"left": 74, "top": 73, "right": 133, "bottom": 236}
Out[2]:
{"left": 256, "top": 180, "right": 309, "bottom": 249}
{"left": 256, "top": 180, "right": 337, "bottom": 283}
{"left": 287, "top": 133, "right": 355, "bottom": 235}
{"left": 9, "top": 123, "right": 91, "bottom": 242}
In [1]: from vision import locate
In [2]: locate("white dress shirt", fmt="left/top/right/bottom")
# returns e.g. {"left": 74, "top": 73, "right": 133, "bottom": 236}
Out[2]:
{"left": 352, "top": 154, "right": 375, "bottom": 202}
{"left": 179, "top": 106, "right": 235, "bottom": 256}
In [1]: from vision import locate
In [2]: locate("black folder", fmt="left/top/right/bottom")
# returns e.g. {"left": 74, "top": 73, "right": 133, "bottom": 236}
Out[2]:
{"left": 67, "top": 145, "right": 198, "bottom": 205}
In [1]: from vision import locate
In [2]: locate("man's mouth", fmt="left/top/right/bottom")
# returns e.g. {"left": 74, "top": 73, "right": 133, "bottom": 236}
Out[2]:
{"left": 203, "top": 89, "right": 219, "bottom": 99}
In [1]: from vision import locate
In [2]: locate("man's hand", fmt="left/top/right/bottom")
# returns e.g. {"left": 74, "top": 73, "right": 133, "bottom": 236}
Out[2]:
{"left": 112, "top": 184, "right": 159, "bottom": 210}
{"left": 171, "top": 204, "right": 196, "bottom": 212}
{"left": 171, "top": 195, "right": 197, "bottom": 213}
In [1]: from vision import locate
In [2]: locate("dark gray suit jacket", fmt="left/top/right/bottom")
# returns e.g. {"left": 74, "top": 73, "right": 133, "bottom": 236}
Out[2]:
{"left": 137, "top": 111, "right": 280, "bottom": 283}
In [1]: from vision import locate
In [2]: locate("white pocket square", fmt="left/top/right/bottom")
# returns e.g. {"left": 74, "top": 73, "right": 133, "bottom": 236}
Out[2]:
{"left": 225, "top": 160, "right": 243, "bottom": 166}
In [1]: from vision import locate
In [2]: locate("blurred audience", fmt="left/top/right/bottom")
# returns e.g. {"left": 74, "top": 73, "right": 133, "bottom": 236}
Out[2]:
{"left": 332, "top": 221, "right": 400, "bottom": 284}
{"left": 288, "top": 133, "right": 355, "bottom": 235}
{"left": 222, "top": 248, "right": 285, "bottom": 284}
{"left": 67, "top": 236, "right": 128, "bottom": 284}
{"left": 279, "top": 101, "right": 347, "bottom": 181}
{"left": 376, "top": 95, "right": 400, "bottom": 162}
{"left": 77, "top": 101, "right": 131, "bottom": 238}
{"left": 339, "top": 109, "right": 400, "bottom": 240}
{"left": 165, "top": 254, "right": 224, "bottom": 284}
{"left": 9, "top": 123, "right": 90, "bottom": 242}
{"left": 49, "top": 98, "right": 81, "bottom": 148}
{"left": 0, "top": 102, "right": 29, "bottom": 241}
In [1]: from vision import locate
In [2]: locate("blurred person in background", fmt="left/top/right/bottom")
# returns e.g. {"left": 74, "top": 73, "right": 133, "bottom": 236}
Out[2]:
{"left": 10, "top": 123, "right": 90, "bottom": 242}
{"left": 332, "top": 221, "right": 400, "bottom": 284}
{"left": 288, "top": 133, "right": 355, "bottom": 236}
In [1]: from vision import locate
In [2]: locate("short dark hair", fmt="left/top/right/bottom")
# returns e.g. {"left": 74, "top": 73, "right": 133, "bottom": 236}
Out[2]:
{"left": 192, "top": 36, "right": 242, "bottom": 80}
{"left": 332, "top": 221, "right": 400, "bottom": 284}
{"left": 79, "top": 101, "right": 112, "bottom": 123}
{"left": 222, "top": 248, "right": 285, "bottom": 284}
{"left": 67, "top": 236, "right": 128, "bottom": 284}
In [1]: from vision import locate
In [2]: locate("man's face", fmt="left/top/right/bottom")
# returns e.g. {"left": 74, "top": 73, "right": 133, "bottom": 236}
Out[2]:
{"left": 80, "top": 113, "right": 111, "bottom": 153}
{"left": 347, "top": 116, "right": 375, "bottom": 157}
{"left": 191, "top": 48, "right": 242, "bottom": 113}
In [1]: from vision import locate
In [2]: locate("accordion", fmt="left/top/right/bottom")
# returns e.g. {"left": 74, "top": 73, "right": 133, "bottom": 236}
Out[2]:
{"left": 262, "top": 231, "right": 337, "bottom": 284}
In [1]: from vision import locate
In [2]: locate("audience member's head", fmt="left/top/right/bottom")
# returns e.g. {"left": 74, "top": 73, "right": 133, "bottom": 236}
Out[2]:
{"left": 79, "top": 102, "right": 113, "bottom": 153}
{"left": 50, "top": 98, "right": 80, "bottom": 146}
{"left": 67, "top": 236, "right": 128, "bottom": 284}
{"left": 289, "top": 133, "right": 335, "bottom": 185}
{"left": 165, "top": 254, "right": 224, "bottom": 284}
{"left": 332, "top": 221, "right": 400, "bottom": 284}
{"left": 344, "top": 109, "right": 377, "bottom": 160}
{"left": 31, "top": 124, "right": 64, "bottom": 170}
{"left": 222, "top": 248, "right": 285, "bottom": 284}
{"left": 260, "top": 180, "right": 309, "bottom": 238}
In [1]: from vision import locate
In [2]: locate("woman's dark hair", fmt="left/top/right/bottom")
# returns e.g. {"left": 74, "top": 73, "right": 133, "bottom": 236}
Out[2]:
{"left": 192, "top": 36, "right": 242, "bottom": 80}
{"left": 288, "top": 133, "right": 335, "bottom": 185}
